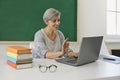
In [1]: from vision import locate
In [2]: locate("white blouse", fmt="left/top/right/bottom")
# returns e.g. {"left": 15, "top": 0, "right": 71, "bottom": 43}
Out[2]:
{"left": 33, "top": 29, "right": 65, "bottom": 58}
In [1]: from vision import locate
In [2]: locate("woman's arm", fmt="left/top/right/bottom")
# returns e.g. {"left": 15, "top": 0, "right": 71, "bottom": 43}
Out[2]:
{"left": 45, "top": 38, "right": 68, "bottom": 59}
{"left": 45, "top": 51, "right": 63, "bottom": 59}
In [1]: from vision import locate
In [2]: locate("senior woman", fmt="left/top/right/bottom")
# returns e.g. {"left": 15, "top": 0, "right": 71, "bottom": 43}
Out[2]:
{"left": 33, "top": 8, "right": 78, "bottom": 59}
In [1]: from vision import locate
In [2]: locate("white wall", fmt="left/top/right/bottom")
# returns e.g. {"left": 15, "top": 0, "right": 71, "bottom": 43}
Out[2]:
{"left": 78, "top": 0, "right": 120, "bottom": 53}
{"left": 78, "top": 0, "right": 106, "bottom": 39}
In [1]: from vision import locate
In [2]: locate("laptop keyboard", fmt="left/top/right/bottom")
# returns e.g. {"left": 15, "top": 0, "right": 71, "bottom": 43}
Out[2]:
{"left": 56, "top": 57, "right": 77, "bottom": 64}
{"left": 66, "top": 59, "right": 77, "bottom": 63}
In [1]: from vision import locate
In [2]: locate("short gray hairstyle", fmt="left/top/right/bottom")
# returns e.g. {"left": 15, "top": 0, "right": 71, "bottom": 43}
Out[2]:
{"left": 43, "top": 8, "right": 61, "bottom": 21}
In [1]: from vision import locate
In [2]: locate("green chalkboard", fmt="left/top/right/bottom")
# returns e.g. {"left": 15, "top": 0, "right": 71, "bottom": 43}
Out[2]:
{"left": 0, "top": 0, "right": 77, "bottom": 41}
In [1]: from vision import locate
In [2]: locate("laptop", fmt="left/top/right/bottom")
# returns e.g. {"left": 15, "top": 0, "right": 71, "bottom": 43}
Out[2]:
{"left": 56, "top": 36, "right": 103, "bottom": 66}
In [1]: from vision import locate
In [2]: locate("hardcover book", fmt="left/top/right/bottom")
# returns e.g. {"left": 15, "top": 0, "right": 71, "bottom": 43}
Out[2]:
{"left": 7, "top": 60, "right": 33, "bottom": 69}
{"left": 6, "top": 46, "right": 31, "bottom": 54}
{"left": 6, "top": 56, "right": 32, "bottom": 64}
{"left": 7, "top": 52, "right": 32, "bottom": 60}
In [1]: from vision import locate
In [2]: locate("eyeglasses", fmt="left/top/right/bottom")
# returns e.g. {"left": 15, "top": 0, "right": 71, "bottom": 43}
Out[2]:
{"left": 39, "top": 64, "right": 57, "bottom": 72}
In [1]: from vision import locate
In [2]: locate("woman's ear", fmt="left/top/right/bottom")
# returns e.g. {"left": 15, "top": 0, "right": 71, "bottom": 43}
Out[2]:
{"left": 45, "top": 20, "right": 49, "bottom": 25}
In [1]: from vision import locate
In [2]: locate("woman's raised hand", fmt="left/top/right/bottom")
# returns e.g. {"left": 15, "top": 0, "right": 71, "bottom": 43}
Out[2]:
{"left": 61, "top": 38, "right": 69, "bottom": 55}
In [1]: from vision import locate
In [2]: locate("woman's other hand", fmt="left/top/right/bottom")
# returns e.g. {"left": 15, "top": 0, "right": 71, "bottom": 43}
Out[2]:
{"left": 68, "top": 52, "right": 78, "bottom": 58}
{"left": 61, "top": 38, "right": 69, "bottom": 55}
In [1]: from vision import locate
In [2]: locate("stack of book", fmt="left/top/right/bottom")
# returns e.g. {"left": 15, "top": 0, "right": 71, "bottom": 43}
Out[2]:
{"left": 6, "top": 46, "right": 33, "bottom": 69}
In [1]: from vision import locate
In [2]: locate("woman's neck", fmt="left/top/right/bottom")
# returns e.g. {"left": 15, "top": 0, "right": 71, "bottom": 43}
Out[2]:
{"left": 44, "top": 27, "right": 56, "bottom": 41}
{"left": 44, "top": 27, "right": 55, "bottom": 34}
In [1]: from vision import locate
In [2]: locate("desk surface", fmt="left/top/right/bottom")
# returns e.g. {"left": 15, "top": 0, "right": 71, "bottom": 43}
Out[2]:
{"left": 0, "top": 58, "right": 120, "bottom": 80}
{"left": 0, "top": 44, "right": 120, "bottom": 80}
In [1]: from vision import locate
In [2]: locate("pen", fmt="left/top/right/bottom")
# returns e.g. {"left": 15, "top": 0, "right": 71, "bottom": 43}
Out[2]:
{"left": 103, "top": 57, "right": 116, "bottom": 61}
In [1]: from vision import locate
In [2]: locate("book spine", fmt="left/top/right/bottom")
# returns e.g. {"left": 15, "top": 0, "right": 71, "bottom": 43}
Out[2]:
{"left": 6, "top": 56, "right": 17, "bottom": 63}
{"left": 7, "top": 60, "right": 33, "bottom": 69}
{"left": 7, "top": 52, "right": 32, "bottom": 60}
{"left": 17, "top": 60, "right": 32, "bottom": 64}
{"left": 6, "top": 56, "right": 32, "bottom": 64}
{"left": 7, "top": 52, "right": 17, "bottom": 59}
{"left": 6, "top": 48, "right": 31, "bottom": 54}
{"left": 17, "top": 50, "right": 32, "bottom": 54}
{"left": 7, "top": 60, "right": 16, "bottom": 69}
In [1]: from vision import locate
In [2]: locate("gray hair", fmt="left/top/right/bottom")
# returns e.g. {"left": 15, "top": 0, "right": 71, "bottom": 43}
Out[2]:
{"left": 43, "top": 8, "right": 61, "bottom": 21}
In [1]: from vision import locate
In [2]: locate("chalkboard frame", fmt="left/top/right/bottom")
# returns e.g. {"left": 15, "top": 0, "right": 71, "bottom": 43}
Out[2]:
{"left": 0, "top": 0, "right": 79, "bottom": 43}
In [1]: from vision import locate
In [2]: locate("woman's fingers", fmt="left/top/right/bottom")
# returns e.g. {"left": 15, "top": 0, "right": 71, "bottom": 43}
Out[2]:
{"left": 62, "top": 38, "right": 69, "bottom": 54}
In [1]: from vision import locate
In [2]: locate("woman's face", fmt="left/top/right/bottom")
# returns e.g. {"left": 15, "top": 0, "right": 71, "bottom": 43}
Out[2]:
{"left": 47, "top": 15, "right": 60, "bottom": 31}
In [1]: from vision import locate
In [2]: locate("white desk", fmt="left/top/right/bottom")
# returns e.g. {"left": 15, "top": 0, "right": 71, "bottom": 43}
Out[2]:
{"left": 0, "top": 44, "right": 120, "bottom": 80}
{"left": 0, "top": 58, "right": 120, "bottom": 80}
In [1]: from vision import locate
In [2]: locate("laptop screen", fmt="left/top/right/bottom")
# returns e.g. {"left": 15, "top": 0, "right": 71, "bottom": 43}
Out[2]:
{"left": 77, "top": 36, "right": 103, "bottom": 65}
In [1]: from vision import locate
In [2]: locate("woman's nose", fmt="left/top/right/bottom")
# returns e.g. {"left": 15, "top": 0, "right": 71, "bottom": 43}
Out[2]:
{"left": 56, "top": 21, "right": 60, "bottom": 25}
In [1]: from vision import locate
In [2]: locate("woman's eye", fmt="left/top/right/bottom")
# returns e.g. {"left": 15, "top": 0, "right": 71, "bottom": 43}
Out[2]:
{"left": 53, "top": 20, "right": 56, "bottom": 22}
{"left": 52, "top": 19, "right": 60, "bottom": 23}
{"left": 58, "top": 19, "right": 60, "bottom": 22}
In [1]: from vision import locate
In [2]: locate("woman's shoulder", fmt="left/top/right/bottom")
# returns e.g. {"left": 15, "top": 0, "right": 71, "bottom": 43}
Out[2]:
{"left": 35, "top": 29, "right": 43, "bottom": 34}
{"left": 34, "top": 29, "right": 44, "bottom": 37}
{"left": 57, "top": 30, "right": 65, "bottom": 38}
{"left": 57, "top": 30, "right": 63, "bottom": 35}
{"left": 34, "top": 29, "right": 46, "bottom": 41}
